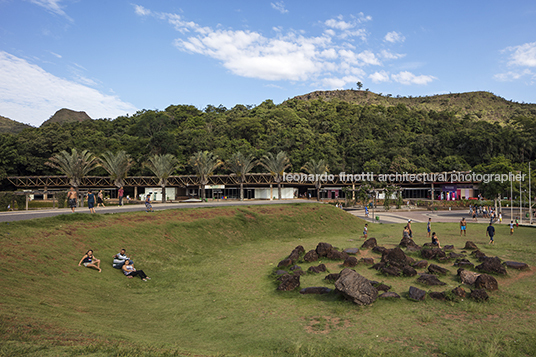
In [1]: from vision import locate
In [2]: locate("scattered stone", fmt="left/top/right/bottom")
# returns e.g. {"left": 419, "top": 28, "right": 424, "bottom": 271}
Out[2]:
{"left": 274, "top": 270, "right": 288, "bottom": 276}
{"left": 293, "top": 269, "right": 306, "bottom": 276}
{"left": 429, "top": 291, "right": 447, "bottom": 300}
{"left": 471, "top": 250, "right": 487, "bottom": 259}
{"left": 399, "top": 237, "right": 418, "bottom": 248}
{"left": 316, "top": 242, "right": 333, "bottom": 257}
{"left": 474, "top": 274, "right": 498, "bottom": 291}
{"left": 289, "top": 245, "right": 305, "bottom": 261}
{"left": 458, "top": 269, "right": 481, "bottom": 285}
{"left": 360, "top": 257, "right": 374, "bottom": 265}
{"left": 277, "top": 258, "right": 293, "bottom": 268}
{"left": 326, "top": 249, "right": 349, "bottom": 261}
{"left": 406, "top": 245, "right": 422, "bottom": 252}
{"left": 372, "top": 246, "right": 389, "bottom": 255}
{"left": 379, "top": 291, "right": 400, "bottom": 299}
{"left": 334, "top": 268, "right": 378, "bottom": 305}
{"left": 343, "top": 256, "right": 358, "bottom": 267}
{"left": 417, "top": 273, "right": 446, "bottom": 286}
{"left": 428, "top": 264, "right": 449, "bottom": 275}
{"left": 381, "top": 265, "right": 401, "bottom": 276}
{"left": 504, "top": 261, "right": 529, "bottom": 270}
{"left": 343, "top": 248, "right": 360, "bottom": 255}
{"left": 361, "top": 238, "right": 378, "bottom": 249}
{"left": 469, "top": 289, "right": 489, "bottom": 302}
{"left": 443, "top": 245, "right": 454, "bottom": 251}
{"left": 371, "top": 262, "right": 385, "bottom": 271}
{"left": 277, "top": 274, "right": 300, "bottom": 291}
{"left": 290, "top": 265, "right": 301, "bottom": 271}
{"left": 413, "top": 260, "right": 429, "bottom": 269}
{"left": 449, "top": 252, "right": 465, "bottom": 259}
{"left": 381, "top": 247, "right": 410, "bottom": 268}
{"left": 371, "top": 282, "right": 391, "bottom": 292}
{"left": 403, "top": 265, "right": 417, "bottom": 277}
{"left": 304, "top": 250, "right": 319, "bottom": 262}
{"left": 454, "top": 259, "right": 474, "bottom": 268}
{"left": 299, "top": 287, "right": 332, "bottom": 294}
{"left": 308, "top": 264, "right": 327, "bottom": 273}
{"left": 324, "top": 273, "right": 340, "bottom": 281}
{"left": 421, "top": 247, "right": 446, "bottom": 260}
{"left": 452, "top": 286, "right": 466, "bottom": 297}
{"left": 476, "top": 256, "right": 507, "bottom": 275}
{"left": 464, "top": 241, "right": 478, "bottom": 250}
{"left": 408, "top": 286, "right": 426, "bottom": 301}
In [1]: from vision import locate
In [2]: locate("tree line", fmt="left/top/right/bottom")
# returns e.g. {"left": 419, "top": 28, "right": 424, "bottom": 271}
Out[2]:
{"left": 1, "top": 98, "right": 535, "bottom": 199}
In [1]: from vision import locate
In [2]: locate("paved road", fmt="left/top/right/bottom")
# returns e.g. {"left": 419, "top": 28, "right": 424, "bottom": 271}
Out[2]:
{"left": 0, "top": 199, "right": 312, "bottom": 222}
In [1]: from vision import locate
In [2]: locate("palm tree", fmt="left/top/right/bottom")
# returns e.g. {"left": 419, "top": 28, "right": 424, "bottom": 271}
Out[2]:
{"left": 45, "top": 148, "right": 99, "bottom": 199}
{"left": 259, "top": 151, "right": 291, "bottom": 200}
{"left": 189, "top": 151, "right": 222, "bottom": 201}
{"left": 226, "top": 152, "right": 256, "bottom": 201}
{"left": 301, "top": 159, "right": 329, "bottom": 201}
{"left": 144, "top": 154, "right": 179, "bottom": 203}
{"left": 100, "top": 150, "right": 133, "bottom": 188}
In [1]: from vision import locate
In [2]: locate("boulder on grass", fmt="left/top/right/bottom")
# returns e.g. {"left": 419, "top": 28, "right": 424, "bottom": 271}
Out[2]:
{"left": 403, "top": 265, "right": 418, "bottom": 277}
{"left": 474, "top": 274, "right": 498, "bottom": 291}
{"left": 379, "top": 291, "right": 400, "bottom": 299}
{"left": 289, "top": 245, "right": 305, "bottom": 261}
{"left": 413, "top": 260, "right": 429, "bottom": 269}
{"left": 504, "top": 261, "right": 529, "bottom": 270}
{"left": 452, "top": 286, "right": 466, "bottom": 298}
{"left": 408, "top": 286, "right": 426, "bottom": 301}
{"left": 458, "top": 269, "right": 481, "bottom": 285}
{"left": 464, "top": 241, "right": 478, "bottom": 250}
{"left": 361, "top": 238, "right": 378, "bottom": 249}
{"left": 316, "top": 242, "right": 333, "bottom": 257}
{"left": 304, "top": 250, "right": 319, "bottom": 262}
{"left": 277, "top": 274, "right": 300, "bottom": 291}
{"left": 476, "top": 256, "right": 507, "bottom": 275}
{"left": 428, "top": 264, "right": 449, "bottom": 275}
{"left": 277, "top": 258, "right": 293, "bottom": 267}
{"left": 371, "top": 262, "right": 386, "bottom": 271}
{"left": 343, "top": 248, "right": 360, "bottom": 255}
{"left": 443, "top": 245, "right": 454, "bottom": 251}
{"left": 324, "top": 273, "right": 340, "bottom": 282}
{"left": 372, "top": 246, "right": 389, "bottom": 255}
{"left": 308, "top": 264, "right": 327, "bottom": 273}
{"left": 381, "top": 265, "right": 401, "bottom": 276}
{"left": 343, "top": 256, "right": 358, "bottom": 267}
{"left": 381, "top": 247, "right": 411, "bottom": 268}
{"left": 334, "top": 268, "right": 378, "bottom": 305}
{"left": 299, "top": 287, "right": 332, "bottom": 294}
{"left": 454, "top": 259, "right": 474, "bottom": 268}
{"left": 360, "top": 258, "right": 375, "bottom": 265}
{"left": 371, "top": 282, "right": 391, "bottom": 292}
{"left": 417, "top": 273, "right": 446, "bottom": 286}
{"left": 399, "top": 237, "right": 418, "bottom": 248}
{"left": 326, "top": 249, "right": 349, "bottom": 261}
{"left": 429, "top": 291, "right": 447, "bottom": 300}
{"left": 469, "top": 289, "right": 489, "bottom": 302}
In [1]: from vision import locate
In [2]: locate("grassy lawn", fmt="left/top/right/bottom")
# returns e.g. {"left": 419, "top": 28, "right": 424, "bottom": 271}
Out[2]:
{"left": 0, "top": 203, "right": 535, "bottom": 356}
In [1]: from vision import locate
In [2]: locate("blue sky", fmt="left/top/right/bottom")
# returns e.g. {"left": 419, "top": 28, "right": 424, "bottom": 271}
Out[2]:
{"left": 0, "top": 0, "right": 535, "bottom": 127}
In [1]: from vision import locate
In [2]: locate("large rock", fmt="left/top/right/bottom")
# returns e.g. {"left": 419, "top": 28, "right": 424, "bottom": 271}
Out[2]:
{"left": 299, "top": 287, "right": 332, "bottom": 294}
{"left": 308, "top": 264, "right": 327, "bottom": 273}
{"left": 277, "top": 274, "right": 300, "bottom": 291}
{"left": 469, "top": 289, "right": 489, "bottom": 301}
{"left": 316, "top": 242, "right": 333, "bottom": 257}
{"left": 303, "top": 250, "right": 319, "bottom": 262}
{"left": 361, "top": 238, "right": 378, "bottom": 249}
{"left": 413, "top": 260, "right": 429, "bottom": 269}
{"left": 343, "top": 256, "right": 358, "bottom": 267}
{"left": 343, "top": 248, "right": 360, "bottom": 255}
{"left": 417, "top": 273, "right": 446, "bottom": 286}
{"left": 464, "top": 241, "right": 478, "bottom": 250}
{"left": 360, "top": 257, "right": 374, "bottom": 265}
{"left": 372, "top": 246, "right": 388, "bottom": 255}
{"left": 504, "top": 261, "right": 529, "bottom": 270}
{"left": 277, "top": 258, "right": 293, "bottom": 267}
{"left": 421, "top": 247, "right": 446, "bottom": 260}
{"left": 429, "top": 291, "right": 447, "bottom": 300}
{"left": 476, "top": 256, "right": 507, "bottom": 275}
{"left": 334, "top": 268, "right": 378, "bottom": 305}
{"left": 458, "top": 269, "right": 481, "bottom": 285}
{"left": 324, "top": 273, "right": 340, "bottom": 282}
{"left": 452, "top": 286, "right": 466, "bottom": 297}
{"left": 326, "top": 249, "right": 349, "bottom": 261}
{"left": 454, "top": 259, "right": 474, "bottom": 268}
{"left": 408, "top": 286, "right": 426, "bottom": 301}
{"left": 402, "top": 265, "right": 417, "bottom": 277}
{"left": 399, "top": 237, "right": 418, "bottom": 248}
{"left": 381, "top": 247, "right": 410, "bottom": 268}
{"left": 428, "top": 264, "right": 449, "bottom": 275}
{"left": 289, "top": 245, "right": 305, "bottom": 261}
{"left": 381, "top": 265, "right": 401, "bottom": 276}
{"left": 474, "top": 274, "right": 498, "bottom": 291}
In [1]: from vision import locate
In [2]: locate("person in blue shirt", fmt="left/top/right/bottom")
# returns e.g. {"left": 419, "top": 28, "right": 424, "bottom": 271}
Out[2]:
{"left": 486, "top": 223, "right": 495, "bottom": 244}
{"left": 86, "top": 190, "right": 96, "bottom": 214}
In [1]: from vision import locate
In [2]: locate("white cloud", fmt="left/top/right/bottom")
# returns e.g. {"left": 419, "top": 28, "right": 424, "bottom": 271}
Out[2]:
{"left": 28, "top": 0, "right": 72, "bottom": 21}
{"left": 384, "top": 31, "right": 405, "bottom": 43}
{"left": 271, "top": 1, "right": 288, "bottom": 14}
{"left": 369, "top": 70, "right": 390, "bottom": 83}
{"left": 134, "top": 4, "right": 152, "bottom": 16}
{"left": 506, "top": 42, "right": 536, "bottom": 67}
{"left": 391, "top": 71, "right": 436, "bottom": 85}
{"left": 494, "top": 69, "right": 533, "bottom": 82}
{"left": 380, "top": 50, "right": 405, "bottom": 60}
{"left": 0, "top": 52, "right": 137, "bottom": 126}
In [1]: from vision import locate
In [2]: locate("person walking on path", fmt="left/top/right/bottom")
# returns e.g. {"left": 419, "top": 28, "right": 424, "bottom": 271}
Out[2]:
{"left": 86, "top": 190, "right": 96, "bottom": 214}
{"left": 460, "top": 218, "right": 467, "bottom": 236}
{"left": 486, "top": 223, "right": 495, "bottom": 245}
{"left": 96, "top": 190, "right": 105, "bottom": 208}
{"left": 145, "top": 194, "right": 154, "bottom": 212}
{"left": 118, "top": 186, "right": 124, "bottom": 206}
{"left": 67, "top": 187, "right": 77, "bottom": 213}
{"left": 509, "top": 221, "right": 515, "bottom": 235}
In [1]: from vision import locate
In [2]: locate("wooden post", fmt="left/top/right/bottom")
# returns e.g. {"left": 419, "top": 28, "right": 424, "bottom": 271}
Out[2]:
{"left": 134, "top": 186, "right": 138, "bottom": 201}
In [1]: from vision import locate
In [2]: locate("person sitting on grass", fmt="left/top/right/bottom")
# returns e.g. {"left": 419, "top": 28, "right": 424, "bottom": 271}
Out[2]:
{"left": 431, "top": 232, "right": 441, "bottom": 249}
{"left": 145, "top": 194, "right": 154, "bottom": 212}
{"left": 122, "top": 260, "right": 150, "bottom": 281}
{"left": 113, "top": 248, "right": 132, "bottom": 269}
{"left": 78, "top": 249, "right": 101, "bottom": 272}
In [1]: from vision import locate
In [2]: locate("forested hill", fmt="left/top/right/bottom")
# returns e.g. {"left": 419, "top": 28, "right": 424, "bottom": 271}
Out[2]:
{"left": 1, "top": 90, "right": 536, "bottom": 190}
{"left": 290, "top": 90, "right": 536, "bottom": 123}
{"left": 0, "top": 115, "right": 32, "bottom": 134}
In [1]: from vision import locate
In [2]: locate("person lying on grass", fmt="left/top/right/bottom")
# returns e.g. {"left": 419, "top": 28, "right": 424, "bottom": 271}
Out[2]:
{"left": 122, "top": 260, "right": 150, "bottom": 281}
{"left": 78, "top": 249, "right": 101, "bottom": 272}
{"left": 112, "top": 248, "right": 132, "bottom": 269}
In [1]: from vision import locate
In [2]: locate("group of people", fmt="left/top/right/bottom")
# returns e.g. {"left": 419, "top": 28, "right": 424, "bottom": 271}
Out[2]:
{"left": 78, "top": 248, "right": 151, "bottom": 281}
{"left": 67, "top": 186, "right": 126, "bottom": 213}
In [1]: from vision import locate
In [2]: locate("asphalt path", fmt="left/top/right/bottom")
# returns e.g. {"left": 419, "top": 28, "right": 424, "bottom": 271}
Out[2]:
{"left": 0, "top": 199, "right": 312, "bottom": 223}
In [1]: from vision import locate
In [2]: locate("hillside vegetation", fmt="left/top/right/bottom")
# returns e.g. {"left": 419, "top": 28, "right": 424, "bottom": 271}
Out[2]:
{"left": 1, "top": 203, "right": 535, "bottom": 356}
{"left": 40, "top": 108, "right": 92, "bottom": 127}
{"left": 0, "top": 115, "right": 32, "bottom": 134}
{"left": 291, "top": 90, "right": 536, "bottom": 123}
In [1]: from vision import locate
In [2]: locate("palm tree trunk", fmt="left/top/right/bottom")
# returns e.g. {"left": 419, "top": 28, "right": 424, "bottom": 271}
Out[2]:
{"left": 278, "top": 182, "right": 282, "bottom": 200}
{"left": 161, "top": 183, "right": 166, "bottom": 203}
{"left": 240, "top": 182, "right": 244, "bottom": 201}
{"left": 316, "top": 182, "right": 320, "bottom": 202}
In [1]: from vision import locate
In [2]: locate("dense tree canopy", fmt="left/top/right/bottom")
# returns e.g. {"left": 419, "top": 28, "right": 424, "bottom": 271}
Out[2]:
{"left": 1, "top": 98, "right": 536, "bottom": 194}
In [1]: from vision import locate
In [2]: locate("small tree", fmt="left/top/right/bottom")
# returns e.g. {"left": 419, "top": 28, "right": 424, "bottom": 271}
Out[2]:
{"left": 189, "top": 151, "right": 222, "bottom": 201}
{"left": 226, "top": 152, "right": 256, "bottom": 201}
{"left": 259, "top": 151, "right": 291, "bottom": 200}
{"left": 356, "top": 81, "right": 363, "bottom": 90}
{"left": 100, "top": 150, "right": 133, "bottom": 188}
{"left": 144, "top": 154, "right": 179, "bottom": 203}
{"left": 301, "top": 159, "right": 328, "bottom": 202}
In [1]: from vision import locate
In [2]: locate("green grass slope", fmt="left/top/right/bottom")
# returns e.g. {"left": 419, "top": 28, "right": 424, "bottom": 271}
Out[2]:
{"left": 1, "top": 204, "right": 535, "bottom": 357}
{"left": 0, "top": 115, "right": 32, "bottom": 134}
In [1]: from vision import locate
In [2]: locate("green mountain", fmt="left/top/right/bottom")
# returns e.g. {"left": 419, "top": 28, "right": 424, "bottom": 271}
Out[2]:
{"left": 0, "top": 115, "right": 32, "bottom": 134}
{"left": 290, "top": 90, "right": 536, "bottom": 123}
{"left": 40, "top": 108, "right": 92, "bottom": 127}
